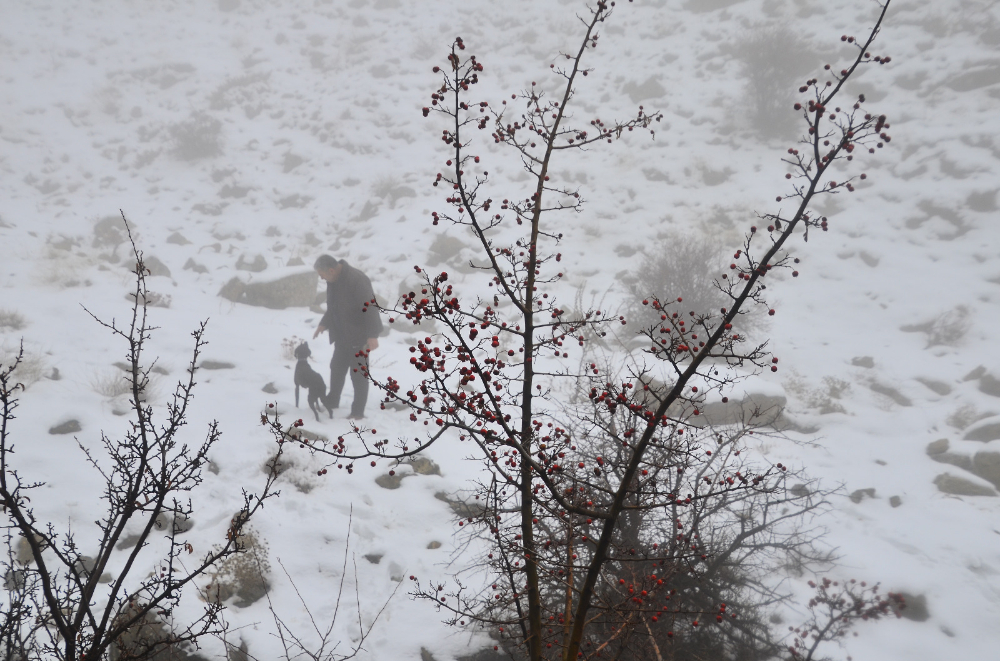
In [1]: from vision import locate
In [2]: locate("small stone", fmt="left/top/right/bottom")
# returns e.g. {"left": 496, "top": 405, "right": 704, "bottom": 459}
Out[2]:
{"left": 849, "top": 488, "right": 876, "bottom": 503}
{"left": 262, "top": 382, "right": 278, "bottom": 394}
{"left": 408, "top": 457, "right": 441, "bottom": 476}
{"left": 426, "top": 541, "right": 442, "bottom": 550}
{"left": 166, "top": 231, "right": 191, "bottom": 245}
{"left": 183, "top": 257, "right": 208, "bottom": 274}
{"left": 364, "top": 554, "right": 383, "bottom": 565}
{"left": 116, "top": 533, "right": 142, "bottom": 551}
{"left": 375, "top": 473, "right": 405, "bottom": 490}
{"left": 869, "top": 382, "right": 912, "bottom": 407}
{"left": 889, "top": 495, "right": 902, "bottom": 507}
{"left": 851, "top": 356, "right": 875, "bottom": 368}
{"left": 141, "top": 255, "right": 171, "bottom": 277}
{"left": 893, "top": 592, "right": 930, "bottom": 622}
{"left": 49, "top": 419, "right": 81, "bottom": 435}
{"left": 789, "top": 483, "right": 811, "bottom": 497}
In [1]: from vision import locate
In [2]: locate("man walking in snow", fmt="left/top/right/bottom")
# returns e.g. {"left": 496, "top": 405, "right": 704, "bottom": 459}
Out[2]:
{"left": 312, "top": 254, "right": 383, "bottom": 419}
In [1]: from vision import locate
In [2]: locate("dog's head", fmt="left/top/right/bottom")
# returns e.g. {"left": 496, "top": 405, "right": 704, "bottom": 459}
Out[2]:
{"left": 294, "top": 342, "right": 312, "bottom": 360}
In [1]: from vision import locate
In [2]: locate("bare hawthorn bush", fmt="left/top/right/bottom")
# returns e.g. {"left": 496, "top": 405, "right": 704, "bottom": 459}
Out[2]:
{"left": 287, "top": 2, "right": 898, "bottom": 660}
{"left": 0, "top": 217, "right": 282, "bottom": 661}
{"left": 622, "top": 230, "right": 766, "bottom": 345}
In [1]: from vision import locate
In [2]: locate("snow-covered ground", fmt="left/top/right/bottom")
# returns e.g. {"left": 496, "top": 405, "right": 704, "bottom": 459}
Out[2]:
{"left": 2, "top": 0, "right": 999, "bottom": 659}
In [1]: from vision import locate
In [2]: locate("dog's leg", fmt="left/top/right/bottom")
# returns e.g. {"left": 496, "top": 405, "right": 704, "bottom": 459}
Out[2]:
{"left": 295, "top": 384, "right": 300, "bottom": 408}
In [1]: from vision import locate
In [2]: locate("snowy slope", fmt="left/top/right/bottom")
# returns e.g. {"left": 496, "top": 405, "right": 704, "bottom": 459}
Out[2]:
{"left": 2, "top": 0, "right": 999, "bottom": 659}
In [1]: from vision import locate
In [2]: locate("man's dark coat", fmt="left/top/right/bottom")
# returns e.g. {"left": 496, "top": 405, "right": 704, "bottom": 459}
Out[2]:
{"left": 320, "top": 261, "right": 383, "bottom": 348}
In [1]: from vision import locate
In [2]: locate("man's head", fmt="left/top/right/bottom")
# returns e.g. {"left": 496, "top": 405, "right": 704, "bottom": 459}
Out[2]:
{"left": 314, "top": 254, "right": 343, "bottom": 282}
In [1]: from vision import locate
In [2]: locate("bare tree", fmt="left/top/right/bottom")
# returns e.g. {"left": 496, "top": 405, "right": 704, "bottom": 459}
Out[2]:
{"left": 286, "top": 2, "right": 898, "bottom": 660}
{"left": 0, "top": 215, "right": 282, "bottom": 661}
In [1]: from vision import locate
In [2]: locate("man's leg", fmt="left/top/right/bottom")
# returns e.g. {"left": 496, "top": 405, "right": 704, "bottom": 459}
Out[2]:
{"left": 326, "top": 343, "right": 350, "bottom": 409}
{"left": 348, "top": 346, "right": 370, "bottom": 419}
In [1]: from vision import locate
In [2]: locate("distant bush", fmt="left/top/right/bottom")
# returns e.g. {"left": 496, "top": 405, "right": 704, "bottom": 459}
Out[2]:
{"left": 0, "top": 309, "right": 26, "bottom": 331}
{"left": 901, "top": 304, "right": 971, "bottom": 347}
{"left": 170, "top": 112, "right": 222, "bottom": 160}
{"left": 622, "top": 230, "right": 765, "bottom": 339}
{"left": 0, "top": 345, "right": 47, "bottom": 390}
{"left": 734, "top": 26, "right": 817, "bottom": 139}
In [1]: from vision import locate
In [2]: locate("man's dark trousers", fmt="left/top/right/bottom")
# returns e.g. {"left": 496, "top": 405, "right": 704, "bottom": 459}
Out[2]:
{"left": 327, "top": 343, "right": 369, "bottom": 418}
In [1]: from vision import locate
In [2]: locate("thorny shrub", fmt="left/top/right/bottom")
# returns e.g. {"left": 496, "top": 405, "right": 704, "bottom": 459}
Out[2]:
{"left": 283, "top": 2, "right": 898, "bottom": 661}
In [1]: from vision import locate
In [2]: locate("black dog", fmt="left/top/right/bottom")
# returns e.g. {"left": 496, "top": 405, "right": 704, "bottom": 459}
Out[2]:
{"left": 294, "top": 342, "right": 332, "bottom": 422}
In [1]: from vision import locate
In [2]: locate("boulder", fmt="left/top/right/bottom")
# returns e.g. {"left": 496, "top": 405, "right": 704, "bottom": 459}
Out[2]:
{"left": 236, "top": 253, "right": 267, "bottom": 272}
{"left": 979, "top": 372, "right": 1000, "bottom": 398}
{"left": 93, "top": 215, "right": 128, "bottom": 248}
{"left": 972, "top": 451, "right": 1000, "bottom": 489}
{"left": 933, "top": 473, "right": 996, "bottom": 497}
{"left": 426, "top": 234, "right": 468, "bottom": 266}
{"left": 110, "top": 603, "right": 211, "bottom": 661}
{"left": 200, "top": 360, "right": 235, "bottom": 370}
{"left": 694, "top": 393, "right": 790, "bottom": 429}
{"left": 925, "top": 438, "right": 974, "bottom": 472}
{"left": 964, "top": 418, "right": 1000, "bottom": 443}
{"left": 925, "top": 438, "right": 949, "bottom": 456}
{"left": 218, "top": 268, "right": 319, "bottom": 309}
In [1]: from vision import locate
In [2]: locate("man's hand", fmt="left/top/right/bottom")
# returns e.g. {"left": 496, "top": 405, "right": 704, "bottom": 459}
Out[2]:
{"left": 365, "top": 337, "right": 379, "bottom": 352}
{"left": 313, "top": 324, "right": 326, "bottom": 340}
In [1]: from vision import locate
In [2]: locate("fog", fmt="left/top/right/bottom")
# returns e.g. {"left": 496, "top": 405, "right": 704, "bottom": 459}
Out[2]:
{"left": 2, "top": 0, "right": 999, "bottom": 659}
